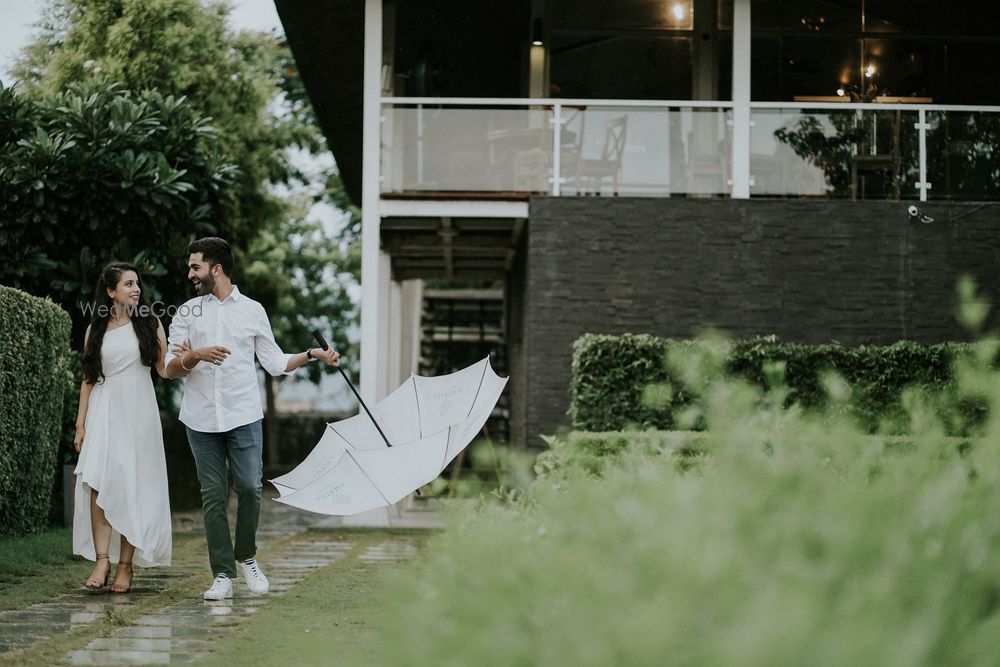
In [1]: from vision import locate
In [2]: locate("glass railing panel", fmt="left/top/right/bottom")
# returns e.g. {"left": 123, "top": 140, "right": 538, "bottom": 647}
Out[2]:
{"left": 751, "top": 108, "right": 921, "bottom": 199}
{"left": 559, "top": 106, "right": 732, "bottom": 197}
{"left": 381, "top": 105, "right": 553, "bottom": 193}
{"left": 925, "top": 111, "right": 1000, "bottom": 201}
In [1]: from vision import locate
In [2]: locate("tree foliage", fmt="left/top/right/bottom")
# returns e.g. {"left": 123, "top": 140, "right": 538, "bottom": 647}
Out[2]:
{"left": 0, "top": 80, "right": 234, "bottom": 338}
{"left": 5, "top": 0, "right": 360, "bottom": 354}
{"left": 11, "top": 0, "right": 321, "bottom": 255}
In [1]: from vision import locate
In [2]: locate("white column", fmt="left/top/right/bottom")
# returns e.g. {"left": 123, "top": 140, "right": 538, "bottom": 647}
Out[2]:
{"left": 730, "top": 0, "right": 751, "bottom": 199}
{"left": 386, "top": 279, "right": 403, "bottom": 389}
{"left": 360, "top": 0, "right": 385, "bottom": 402}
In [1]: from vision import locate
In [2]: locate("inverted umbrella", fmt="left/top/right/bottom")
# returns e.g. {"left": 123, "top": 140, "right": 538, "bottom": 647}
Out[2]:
{"left": 271, "top": 335, "right": 508, "bottom": 516}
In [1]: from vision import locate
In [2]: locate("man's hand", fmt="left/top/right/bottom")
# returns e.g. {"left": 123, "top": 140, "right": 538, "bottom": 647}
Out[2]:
{"left": 311, "top": 347, "right": 341, "bottom": 367}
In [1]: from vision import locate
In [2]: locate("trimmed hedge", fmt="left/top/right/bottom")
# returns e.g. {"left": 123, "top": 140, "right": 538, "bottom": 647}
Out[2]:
{"left": 534, "top": 430, "right": 707, "bottom": 481}
{"left": 535, "top": 429, "right": 970, "bottom": 483}
{"left": 570, "top": 334, "right": 973, "bottom": 433}
{"left": 0, "top": 285, "right": 73, "bottom": 536}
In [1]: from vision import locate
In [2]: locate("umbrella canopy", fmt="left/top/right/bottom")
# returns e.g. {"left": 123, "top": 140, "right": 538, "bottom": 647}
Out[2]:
{"left": 271, "top": 357, "right": 508, "bottom": 515}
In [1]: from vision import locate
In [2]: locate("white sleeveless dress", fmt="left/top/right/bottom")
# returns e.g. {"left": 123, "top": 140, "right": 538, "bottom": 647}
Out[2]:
{"left": 73, "top": 324, "right": 172, "bottom": 567}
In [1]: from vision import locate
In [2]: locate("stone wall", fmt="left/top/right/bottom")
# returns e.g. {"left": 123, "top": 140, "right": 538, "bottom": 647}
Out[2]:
{"left": 518, "top": 198, "right": 1000, "bottom": 445}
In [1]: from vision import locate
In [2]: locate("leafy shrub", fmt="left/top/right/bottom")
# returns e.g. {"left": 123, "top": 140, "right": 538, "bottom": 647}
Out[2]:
{"left": 533, "top": 430, "right": 706, "bottom": 481}
{"left": 570, "top": 334, "right": 972, "bottom": 433}
{"left": 0, "top": 286, "right": 72, "bottom": 536}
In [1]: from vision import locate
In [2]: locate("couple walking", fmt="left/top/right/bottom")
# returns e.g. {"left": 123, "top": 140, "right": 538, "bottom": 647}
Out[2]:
{"left": 72, "top": 237, "right": 340, "bottom": 598}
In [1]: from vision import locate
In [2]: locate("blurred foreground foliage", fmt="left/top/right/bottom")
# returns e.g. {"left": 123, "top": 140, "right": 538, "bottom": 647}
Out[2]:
{"left": 371, "top": 282, "right": 1000, "bottom": 666}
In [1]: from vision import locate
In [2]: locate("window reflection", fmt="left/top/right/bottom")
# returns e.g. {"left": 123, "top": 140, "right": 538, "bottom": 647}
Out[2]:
{"left": 743, "top": 0, "right": 1000, "bottom": 103}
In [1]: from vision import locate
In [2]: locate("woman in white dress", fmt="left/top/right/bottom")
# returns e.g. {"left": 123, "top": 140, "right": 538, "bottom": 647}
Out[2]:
{"left": 73, "top": 262, "right": 174, "bottom": 592}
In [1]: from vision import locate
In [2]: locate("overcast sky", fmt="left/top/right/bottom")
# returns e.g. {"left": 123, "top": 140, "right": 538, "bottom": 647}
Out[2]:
{"left": 0, "top": 0, "right": 284, "bottom": 83}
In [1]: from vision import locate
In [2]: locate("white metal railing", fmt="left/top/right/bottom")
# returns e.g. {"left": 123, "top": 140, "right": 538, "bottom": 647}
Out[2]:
{"left": 380, "top": 97, "right": 1000, "bottom": 202}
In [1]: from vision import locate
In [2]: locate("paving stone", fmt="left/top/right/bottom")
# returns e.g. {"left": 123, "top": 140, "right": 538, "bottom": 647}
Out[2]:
{"left": 0, "top": 623, "right": 57, "bottom": 637}
{"left": 110, "top": 626, "right": 229, "bottom": 640}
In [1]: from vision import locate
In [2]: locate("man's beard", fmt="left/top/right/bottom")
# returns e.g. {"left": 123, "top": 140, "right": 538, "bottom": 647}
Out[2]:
{"left": 195, "top": 273, "right": 215, "bottom": 296}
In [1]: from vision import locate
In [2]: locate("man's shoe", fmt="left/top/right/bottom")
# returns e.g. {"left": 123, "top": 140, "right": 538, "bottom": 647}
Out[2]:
{"left": 203, "top": 574, "right": 233, "bottom": 600}
{"left": 236, "top": 558, "right": 270, "bottom": 595}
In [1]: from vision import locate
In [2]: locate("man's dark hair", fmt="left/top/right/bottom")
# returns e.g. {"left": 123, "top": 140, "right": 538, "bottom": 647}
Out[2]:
{"left": 188, "top": 237, "right": 234, "bottom": 276}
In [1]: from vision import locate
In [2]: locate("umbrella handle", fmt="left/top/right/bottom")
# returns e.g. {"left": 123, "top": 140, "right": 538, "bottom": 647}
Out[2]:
{"left": 312, "top": 330, "right": 393, "bottom": 449}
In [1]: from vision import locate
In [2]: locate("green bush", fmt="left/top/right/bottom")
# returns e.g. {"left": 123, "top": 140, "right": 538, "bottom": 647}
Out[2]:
{"left": 0, "top": 285, "right": 72, "bottom": 536}
{"left": 570, "top": 334, "right": 972, "bottom": 433}
{"left": 372, "top": 335, "right": 1000, "bottom": 666}
{"left": 533, "top": 430, "right": 707, "bottom": 481}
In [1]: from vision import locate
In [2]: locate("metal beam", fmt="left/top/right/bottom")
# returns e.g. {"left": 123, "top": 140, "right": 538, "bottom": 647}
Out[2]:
{"left": 379, "top": 198, "right": 529, "bottom": 219}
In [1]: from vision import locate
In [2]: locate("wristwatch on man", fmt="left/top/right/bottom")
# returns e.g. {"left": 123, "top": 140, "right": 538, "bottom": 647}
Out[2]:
{"left": 306, "top": 348, "right": 316, "bottom": 361}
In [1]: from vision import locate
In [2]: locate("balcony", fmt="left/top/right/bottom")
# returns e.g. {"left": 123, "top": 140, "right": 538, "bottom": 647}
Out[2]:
{"left": 381, "top": 97, "right": 1000, "bottom": 201}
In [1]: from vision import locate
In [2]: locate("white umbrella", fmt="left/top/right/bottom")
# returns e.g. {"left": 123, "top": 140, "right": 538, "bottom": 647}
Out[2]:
{"left": 271, "top": 355, "right": 508, "bottom": 516}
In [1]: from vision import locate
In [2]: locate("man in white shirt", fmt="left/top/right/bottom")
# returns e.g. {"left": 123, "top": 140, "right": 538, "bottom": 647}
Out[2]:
{"left": 165, "top": 237, "right": 340, "bottom": 600}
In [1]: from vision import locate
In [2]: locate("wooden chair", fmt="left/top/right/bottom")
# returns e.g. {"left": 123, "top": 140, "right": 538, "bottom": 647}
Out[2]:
{"left": 850, "top": 110, "right": 902, "bottom": 200}
{"left": 574, "top": 115, "right": 628, "bottom": 195}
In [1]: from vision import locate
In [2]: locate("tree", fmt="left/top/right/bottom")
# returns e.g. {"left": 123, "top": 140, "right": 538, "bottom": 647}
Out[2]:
{"left": 5, "top": 0, "right": 363, "bottom": 439}
{"left": 12, "top": 0, "right": 321, "bottom": 260}
{"left": 0, "top": 80, "right": 234, "bottom": 341}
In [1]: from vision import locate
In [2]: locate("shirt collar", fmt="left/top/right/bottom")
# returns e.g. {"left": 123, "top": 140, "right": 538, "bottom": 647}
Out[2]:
{"left": 205, "top": 284, "right": 242, "bottom": 304}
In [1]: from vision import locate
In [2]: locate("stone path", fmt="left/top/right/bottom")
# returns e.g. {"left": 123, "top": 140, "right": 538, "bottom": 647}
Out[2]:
{"left": 0, "top": 492, "right": 440, "bottom": 665}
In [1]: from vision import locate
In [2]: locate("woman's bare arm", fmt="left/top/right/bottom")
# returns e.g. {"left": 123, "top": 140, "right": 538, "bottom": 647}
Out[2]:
{"left": 155, "top": 319, "right": 171, "bottom": 380}
{"left": 75, "top": 326, "right": 95, "bottom": 453}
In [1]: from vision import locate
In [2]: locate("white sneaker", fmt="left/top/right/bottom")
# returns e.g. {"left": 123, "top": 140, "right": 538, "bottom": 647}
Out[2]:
{"left": 203, "top": 574, "right": 233, "bottom": 600}
{"left": 237, "top": 558, "right": 270, "bottom": 595}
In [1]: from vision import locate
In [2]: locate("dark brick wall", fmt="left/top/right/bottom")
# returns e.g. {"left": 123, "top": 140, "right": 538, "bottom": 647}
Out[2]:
{"left": 519, "top": 197, "right": 1000, "bottom": 445}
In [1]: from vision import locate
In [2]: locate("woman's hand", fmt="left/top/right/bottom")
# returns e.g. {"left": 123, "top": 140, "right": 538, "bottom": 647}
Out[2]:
{"left": 74, "top": 424, "right": 85, "bottom": 453}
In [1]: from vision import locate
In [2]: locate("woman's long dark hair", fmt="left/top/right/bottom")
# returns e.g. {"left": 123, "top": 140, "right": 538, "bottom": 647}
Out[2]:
{"left": 81, "top": 262, "right": 160, "bottom": 384}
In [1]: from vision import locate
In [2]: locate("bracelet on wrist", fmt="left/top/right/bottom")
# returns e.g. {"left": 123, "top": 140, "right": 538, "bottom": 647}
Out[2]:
{"left": 306, "top": 348, "right": 316, "bottom": 361}
{"left": 181, "top": 354, "right": 196, "bottom": 371}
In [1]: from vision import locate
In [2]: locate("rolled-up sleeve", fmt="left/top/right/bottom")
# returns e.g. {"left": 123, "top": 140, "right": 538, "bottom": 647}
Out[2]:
{"left": 254, "top": 307, "right": 296, "bottom": 376}
{"left": 164, "top": 308, "right": 190, "bottom": 369}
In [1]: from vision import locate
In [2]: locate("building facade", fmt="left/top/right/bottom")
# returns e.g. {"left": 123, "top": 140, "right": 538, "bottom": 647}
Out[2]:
{"left": 276, "top": 0, "right": 1000, "bottom": 446}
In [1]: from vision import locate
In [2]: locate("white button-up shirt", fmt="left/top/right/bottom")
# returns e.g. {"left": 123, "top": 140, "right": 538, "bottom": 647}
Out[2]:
{"left": 165, "top": 285, "right": 297, "bottom": 433}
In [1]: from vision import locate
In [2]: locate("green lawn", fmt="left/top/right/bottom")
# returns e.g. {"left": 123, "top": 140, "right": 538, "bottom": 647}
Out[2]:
{"left": 0, "top": 527, "right": 93, "bottom": 611}
{"left": 197, "top": 530, "right": 429, "bottom": 667}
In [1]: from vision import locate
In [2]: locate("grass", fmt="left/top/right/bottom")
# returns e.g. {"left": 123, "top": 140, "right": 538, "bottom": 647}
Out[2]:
{"left": 0, "top": 527, "right": 93, "bottom": 611}
{"left": 196, "top": 529, "right": 430, "bottom": 667}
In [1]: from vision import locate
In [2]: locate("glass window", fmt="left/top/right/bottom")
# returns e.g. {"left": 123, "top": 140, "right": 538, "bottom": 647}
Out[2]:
{"left": 549, "top": 0, "right": 694, "bottom": 31}
{"left": 865, "top": 1, "right": 1000, "bottom": 37}
{"left": 751, "top": 0, "right": 862, "bottom": 32}
{"left": 751, "top": 37, "right": 861, "bottom": 100}
{"left": 550, "top": 35, "right": 693, "bottom": 100}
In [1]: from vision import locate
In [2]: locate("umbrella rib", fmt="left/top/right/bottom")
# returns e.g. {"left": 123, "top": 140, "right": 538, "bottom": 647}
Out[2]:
{"left": 345, "top": 449, "right": 393, "bottom": 507}
{"left": 440, "top": 426, "right": 452, "bottom": 471}
{"left": 411, "top": 377, "right": 422, "bottom": 439}
{"left": 464, "top": 359, "right": 489, "bottom": 421}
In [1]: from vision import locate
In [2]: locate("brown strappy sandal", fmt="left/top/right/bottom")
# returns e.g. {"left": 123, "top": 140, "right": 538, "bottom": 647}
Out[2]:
{"left": 110, "top": 561, "right": 133, "bottom": 593}
{"left": 85, "top": 554, "right": 110, "bottom": 590}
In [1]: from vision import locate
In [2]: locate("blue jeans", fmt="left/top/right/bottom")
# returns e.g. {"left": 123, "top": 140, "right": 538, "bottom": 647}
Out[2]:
{"left": 185, "top": 420, "right": 263, "bottom": 578}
